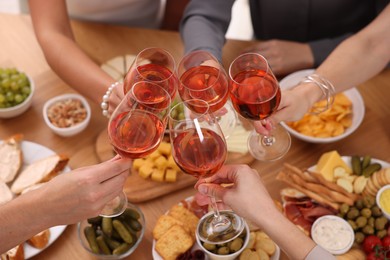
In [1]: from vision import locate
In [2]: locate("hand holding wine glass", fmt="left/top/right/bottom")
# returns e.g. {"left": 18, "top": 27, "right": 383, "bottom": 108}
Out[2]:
{"left": 123, "top": 47, "right": 178, "bottom": 99}
{"left": 103, "top": 81, "right": 171, "bottom": 217}
{"left": 168, "top": 99, "right": 244, "bottom": 244}
{"left": 177, "top": 50, "right": 237, "bottom": 138}
{"left": 229, "top": 53, "right": 291, "bottom": 161}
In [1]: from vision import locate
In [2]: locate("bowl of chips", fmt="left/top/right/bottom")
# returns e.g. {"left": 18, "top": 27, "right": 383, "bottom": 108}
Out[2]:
{"left": 279, "top": 69, "right": 365, "bottom": 143}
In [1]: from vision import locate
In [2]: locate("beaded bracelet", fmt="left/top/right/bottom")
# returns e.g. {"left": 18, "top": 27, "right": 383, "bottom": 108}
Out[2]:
{"left": 299, "top": 73, "right": 335, "bottom": 114}
{"left": 101, "top": 82, "right": 120, "bottom": 118}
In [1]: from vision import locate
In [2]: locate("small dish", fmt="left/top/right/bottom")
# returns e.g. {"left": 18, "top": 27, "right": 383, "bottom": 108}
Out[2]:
{"left": 376, "top": 184, "right": 390, "bottom": 220}
{"left": 0, "top": 70, "right": 34, "bottom": 118}
{"left": 311, "top": 215, "right": 354, "bottom": 255}
{"left": 279, "top": 69, "right": 365, "bottom": 143}
{"left": 77, "top": 202, "right": 145, "bottom": 259}
{"left": 42, "top": 93, "right": 91, "bottom": 137}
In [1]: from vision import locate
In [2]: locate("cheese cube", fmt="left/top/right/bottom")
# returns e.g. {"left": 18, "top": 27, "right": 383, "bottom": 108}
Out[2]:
{"left": 316, "top": 150, "right": 352, "bottom": 182}
{"left": 154, "top": 156, "right": 168, "bottom": 170}
{"left": 167, "top": 155, "right": 181, "bottom": 171}
{"left": 148, "top": 150, "right": 161, "bottom": 160}
{"left": 151, "top": 169, "right": 165, "bottom": 182}
{"left": 157, "top": 141, "right": 171, "bottom": 156}
{"left": 138, "top": 164, "right": 153, "bottom": 179}
{"left": 165, "top": 169, "right": 177, "bottom": 182}
{"left": 132, "top": 158, "right": 145, "bottom": 171}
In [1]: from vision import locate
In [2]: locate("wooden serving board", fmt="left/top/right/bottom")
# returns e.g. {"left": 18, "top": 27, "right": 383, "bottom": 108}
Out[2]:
{"left": 95, "top": 129, "right": 254, "bottom": 203}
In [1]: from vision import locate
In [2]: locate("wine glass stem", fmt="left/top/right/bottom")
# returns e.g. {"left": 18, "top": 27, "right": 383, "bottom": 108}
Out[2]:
{"left": 262, "top": 135, "right": 275, "bottom": 146}
{"left": 210, "top": 196, "right": 222, "bottom": 222}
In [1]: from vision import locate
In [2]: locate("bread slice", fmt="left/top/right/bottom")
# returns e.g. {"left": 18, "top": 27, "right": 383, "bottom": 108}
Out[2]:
{"left": 27, "top": 229, "right": 51, "bottom": 249}
{"left": 1, "top": 244, "right": 24, "bottom": 260}
{"left": 0, "top": 134, "right": 23, "bottom": 183}
{"left": 0, "top": 181, "right": 13, "bottom": 205}
{"left": 11, "top": 154, "right": 69, "bottom": 194}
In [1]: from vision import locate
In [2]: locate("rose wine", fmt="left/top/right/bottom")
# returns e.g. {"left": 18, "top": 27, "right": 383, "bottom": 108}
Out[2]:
{"left": 230, "top": 69, "right": 281, "bottom": 120}
{"left": 179, "top": 66, "right": 229, "bottom": 113}
{"left": 131, "top": 81, "right": 170, "bottom": 110}
{"left": 108, "top": 110, "right": 164, "bottom": 158}
{"left": 172, "top": 128, "right": 227, "bottom": 178}
{"left": 124, "top": 63, "right": 178, "bottom": 99}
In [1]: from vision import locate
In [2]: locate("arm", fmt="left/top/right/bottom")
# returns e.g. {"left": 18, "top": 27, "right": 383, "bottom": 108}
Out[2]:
{"left": 28, "top": 0, "right": 116, "bottom": 105}
{"left": 256, "top": 4, "right": 390, "bottom": 134}
{"left": 0, "top": 157, "right": 131, "bottom": 253}
{"left": 180, "top": 0, "right": 235, "bottom": 61}
{"left": 195, "top": 165, "right": 335, "bottom": 260}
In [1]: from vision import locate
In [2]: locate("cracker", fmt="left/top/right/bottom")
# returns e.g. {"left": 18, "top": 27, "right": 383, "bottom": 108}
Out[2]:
{"left": 152, "top": 214, "right": 188, "bottom": 240}
{"left": 155, "top": 225, "right": 193, "bottom": 260}
{"left": 168, "top": 204, "right": 199, "bottom": 236}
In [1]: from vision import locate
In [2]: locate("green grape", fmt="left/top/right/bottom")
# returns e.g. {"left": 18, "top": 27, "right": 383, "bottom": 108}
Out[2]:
{"left": 1, "top": 78, "right": 11, "bottom": 88}
{"left": 22, "top": 86, "right": 31, "bottom": 95}
{"left": 0, "top": 94, "right": 5, "bottom": 103}
{"left": 6, "top": 91, "right": 14, "bottom": 102}
{"left": 14, "top": 94, "right": 23, "bottom": 104}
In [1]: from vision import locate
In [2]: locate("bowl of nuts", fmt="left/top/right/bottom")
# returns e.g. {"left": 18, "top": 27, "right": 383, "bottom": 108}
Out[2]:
{"left": 0, "top": 67, "right": 34, "bottom": 118}
{"left": 43, "top": 93, "right": 91, "bottom": 137}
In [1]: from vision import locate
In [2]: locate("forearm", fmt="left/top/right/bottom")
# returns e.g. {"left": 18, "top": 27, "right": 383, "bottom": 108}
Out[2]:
{"left": 0, "top": 191, "right": 52, "bottom": 253}
{"left": 38, "top": 33, "right": 114, "bottom": 105}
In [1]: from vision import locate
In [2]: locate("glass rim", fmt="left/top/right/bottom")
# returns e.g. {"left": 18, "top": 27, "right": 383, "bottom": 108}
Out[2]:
{"left": 134, "top": 47, "right": 177, "bottom": 83}
{"left": 228, "top": 52, "right": 271, "bottom": 86}
{"left": 168, "top": 98, "right": 210, "bottom": 122}
{"left": 130, "top": 81, "right": 171, "bottom": 110}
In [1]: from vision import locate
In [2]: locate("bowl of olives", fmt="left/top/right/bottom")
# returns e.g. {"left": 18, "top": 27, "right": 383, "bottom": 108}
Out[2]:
{"left": 196, "top": 221, "right": 250, "bottom": 260}
{"left": 77, "top": 202, "right": 145, "bottom": 259}
{"left": 0, "top": 68, "right": 34, "bottom": 118}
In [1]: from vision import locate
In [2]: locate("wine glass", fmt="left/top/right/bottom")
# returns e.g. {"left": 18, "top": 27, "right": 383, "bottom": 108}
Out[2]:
{"left": 177, "top": 50, "right": 237, "bottom": 138}
{"left": 123, "top": 47, "right": 178, "bottom": 99}
{"left": 229, "top": 53, "right": 291, "bottom": 161}
{"left": 168, "top": 99, "right": 244, "bottom": 244}
{"left": 104, "top": 81, "right": 171, "bottom": 217}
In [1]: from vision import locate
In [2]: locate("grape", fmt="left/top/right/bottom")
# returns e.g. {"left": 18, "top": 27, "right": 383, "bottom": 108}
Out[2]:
{"left": 0, "top": 68, "right": 31, "bottom": 108}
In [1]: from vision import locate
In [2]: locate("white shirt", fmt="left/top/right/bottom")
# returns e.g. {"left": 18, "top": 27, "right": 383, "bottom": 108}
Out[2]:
{"left": 66, "top": 0, "right": 165, "bottom": 28}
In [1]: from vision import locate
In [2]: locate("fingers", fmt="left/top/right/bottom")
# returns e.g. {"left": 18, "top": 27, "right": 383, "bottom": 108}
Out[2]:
{"left": 197, "top": 183, "right": 226, "bottom": 201}
{"left": 98, "top": 170, "right": 128, "bottom": 203}
{"left": 253, "top": 120, "right": 272, "bottom": 135}
{"left": 94, "top": 158, "right": 131, "bottom": 182}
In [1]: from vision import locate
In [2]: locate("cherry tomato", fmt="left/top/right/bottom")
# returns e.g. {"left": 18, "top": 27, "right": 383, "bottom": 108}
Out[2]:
{"left": 366, "top": 251, "right": 384, "bottom": 260}
{"left": 363, "top": 235, "right": 383, "bottom": 253}
{"left": 382, "top": 235, "right": 390, "bottom": 249}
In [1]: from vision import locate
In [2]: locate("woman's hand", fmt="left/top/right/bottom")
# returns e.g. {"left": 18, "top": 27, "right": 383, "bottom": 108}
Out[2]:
{"left": 108, "top": 82, "right": 125, "bottom": 115}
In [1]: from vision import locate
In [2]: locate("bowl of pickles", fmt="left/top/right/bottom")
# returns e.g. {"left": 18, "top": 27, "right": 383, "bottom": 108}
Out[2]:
{"left": 0, "top": 67, "right": 34, "bottom": 118}
{"left": 77, "top": 202, "right": 145, "bottom": 259}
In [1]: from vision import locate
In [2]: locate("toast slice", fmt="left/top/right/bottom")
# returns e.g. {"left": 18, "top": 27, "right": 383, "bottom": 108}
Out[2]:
{"left": 11, "top": 154, "right": 69, "bottom": 194}
{"left": 0, "top": 134, "right": 23, "bottom": 183}
{"left": 0, "top": 181, "right": 13, "bottom": 205}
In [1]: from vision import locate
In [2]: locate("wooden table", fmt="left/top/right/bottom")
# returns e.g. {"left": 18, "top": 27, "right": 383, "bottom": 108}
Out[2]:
{"left": 1, "top": 13, "right": 389, "bottom": 260}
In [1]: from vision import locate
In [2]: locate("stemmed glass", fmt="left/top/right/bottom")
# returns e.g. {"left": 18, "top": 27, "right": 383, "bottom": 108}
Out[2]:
{"left": 168, "top": 99, "right": 244, "bottom": 244}
{"left": 177, "top": 50, "right": 237, "bottom": 138}
{"left": 104, "top": 81, "right": 171, "bottom": 217}
{"left": 229, "top": 53, "right": 291, "bottom": 161}
{"left": 123, "top": 47, "right": 179, "bottom": 99}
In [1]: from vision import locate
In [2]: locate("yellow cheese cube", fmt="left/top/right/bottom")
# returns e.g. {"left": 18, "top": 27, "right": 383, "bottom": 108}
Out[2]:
{"left": 167, "top": 155, "right": 181, "bottom": 171}
{"left": 151, "top": 169, "right": 165, "bottom": 182}
{"left": 165, "top": 169, "right": 177, "bottom": 182}
{"left": 157, "top": 141, "right": 171, "bottom": 156}
{"left": 154, "top": 156, "right": 168, "bottom": 170}
{"left": 148, "top": 150, "right": 161, "bottom": 160}
{"left": 316, "top": 150, "right": 352, "bottom": 182}
{"left": 138, "top": 164, "right": 153, "bottom": 179}
{"left": 132, "top": 158, "right": 145, "bottom": 171}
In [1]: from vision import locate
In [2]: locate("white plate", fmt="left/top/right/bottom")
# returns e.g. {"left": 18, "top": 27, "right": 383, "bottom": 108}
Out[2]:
{"left": 279, "top": 69, "right": 365, "bottom": 143}
{"left": 308, "top": 156, "right": 390, "bottom": 172}
{"left": 5, "top": 141, "right": 70, "bottom": 259}
{"left": 151, "top": 196, "right": 280, "bottom": 260}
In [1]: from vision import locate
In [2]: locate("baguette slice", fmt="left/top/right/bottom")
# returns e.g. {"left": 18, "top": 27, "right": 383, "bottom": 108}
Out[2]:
{"left": 27, "top": 229, "right": 51, "bottom": 249}
{"left": 0, "top": 134, "right": 23, "bottom": 183}
{"left": 0, "top": 181, "right": 13, "bottom": 205}
{"left": 1, "top": 244, "right": 24, "bottom": 260}
{"left": 11, "top": 154, "right": 69, "bottom": 194}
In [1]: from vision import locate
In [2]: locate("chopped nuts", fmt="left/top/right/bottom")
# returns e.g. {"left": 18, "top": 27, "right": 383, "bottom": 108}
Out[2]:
{"left": 47, "top": 99, "right": 87, "bottom": 128}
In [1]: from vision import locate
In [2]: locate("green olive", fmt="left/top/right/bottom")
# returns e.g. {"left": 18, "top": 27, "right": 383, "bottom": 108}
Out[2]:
{"left": 202, "top": 243, "right": 216, "bottom": 251}
{"left": 355, "top": 216, "right": 368, "bottom": 228}
{"left": 217, "top": 246, "right": 230, "bottom": 255}
{"left": 354, "top": 232, "right": 365, "bottom": 244}
{"left": 376, "top": 229, "right": 387, "bottom": 239}
{"left": 228, "top": 238, "right": 244, "bottom": 252}
{"left": 339, "top": 203, "right": 350, "bottom": 215}
{"left": 355, "top": 199, "right": 364, "bottom": 210}
{"left": 347, "top": 208, "right": 360, "bottom": 220}
{"left": 362, "top": 225, "right": 375, "bottom": 235}
{"left": 347, "top": 220, "right": 358, "bottom": 231}
{"left": 375, "top": 217, "right": 388, "bottom": 230}
{"left": 368, "top": 217, "right": 375, "bottom": 227}
{"left": 371, "top": 206, "right": 383, "bottom": 217}
{"left": 362, "top": 196, "right": 375, "bottom": 208}
{"left": 361, "top": 208, "right": 372, "bottom": 218}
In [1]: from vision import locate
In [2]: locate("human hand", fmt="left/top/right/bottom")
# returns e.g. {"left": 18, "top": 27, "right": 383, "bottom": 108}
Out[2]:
{"left": 253, "top": 86, "right": 315, "bottom": 135}
{"left": 108, "top": 82, "right": 125, "bottom": 115}
{"left": 194, "top": 164, "right": 276, "bottom": 226}
{"left": 39, "top": 156, "right": 131, "bottom": 225}
{"left": 243, "top": 40, "right": 314, "bottom": 76}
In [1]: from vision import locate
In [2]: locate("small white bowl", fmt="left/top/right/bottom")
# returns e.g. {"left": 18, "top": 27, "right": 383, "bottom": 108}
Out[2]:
{"left": 376, "top": 185, "right": 390, "bottom": 220}
{"left": 0, "top": 74, "right": 35, "bottom": 118}
{"left": 279, "top": 69, "right": 365, "bottom": 143}
{"left": 311, "top": 215, "right": 354, "bottom": 255}
{"left": 196, "top": 218, "right": 250, "bottom": 260}
{"left": 43, "top": 94, "right": 91, "bottom": 137}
